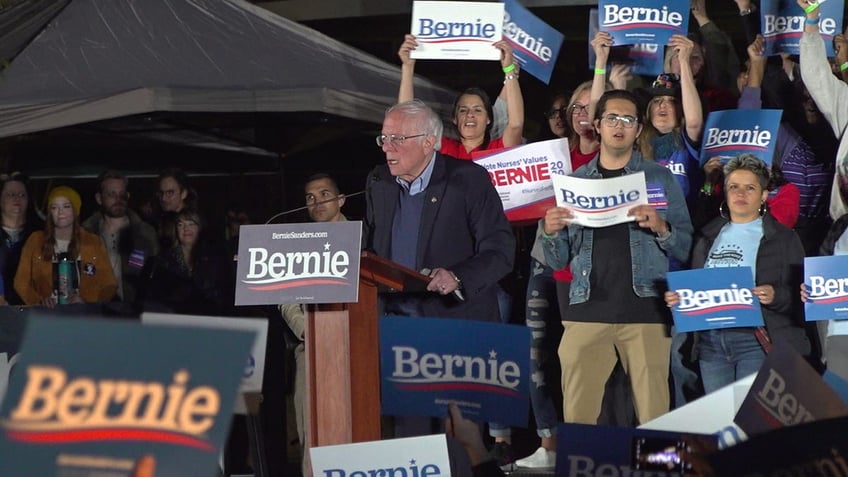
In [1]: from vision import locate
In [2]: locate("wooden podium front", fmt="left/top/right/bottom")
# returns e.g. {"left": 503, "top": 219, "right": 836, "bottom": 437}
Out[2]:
{"left": 305, "top": 251, "right": 429, "bottom": 447}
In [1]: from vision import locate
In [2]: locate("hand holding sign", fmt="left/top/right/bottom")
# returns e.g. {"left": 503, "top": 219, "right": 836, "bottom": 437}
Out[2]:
{"left": 591, "top": 31, "right": 614, "bottom": 66}
{"left": 399, "top": 34, "right": 418, "bottom": 67}
{"left": 668, "top": 34, "right": 695, "bottom": 65}
{"left": 543, "top": 206, "right": 575, "bottom": 235}
{"left": 753, "top": 284, "right": 775, "bottom": 306}
{"left": 627, "top": 204, "right": 669, "bottom": 235}
{"left": 494, "top": 40, "right": 517, "bottom": 71}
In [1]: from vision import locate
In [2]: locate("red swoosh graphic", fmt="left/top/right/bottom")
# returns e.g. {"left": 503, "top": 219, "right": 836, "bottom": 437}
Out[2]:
{"left": 396, "top": 382, "right": 521, "bottom": 397}
{"left": 682, "top": 304, "right": 755, "bottom": 316}
{"left": 6, "top": 428, "right": 215, "bottom": 451}
{"left": 248, "top": 279, "right": 350, "bottom": 291}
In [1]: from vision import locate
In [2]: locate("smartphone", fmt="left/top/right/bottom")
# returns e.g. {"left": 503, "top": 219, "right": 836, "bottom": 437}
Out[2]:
{"left": 631, "top": 436, "right": 689, "bottom": 472}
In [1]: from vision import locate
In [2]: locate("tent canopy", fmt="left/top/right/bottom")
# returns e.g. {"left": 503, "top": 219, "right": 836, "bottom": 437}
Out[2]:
{"left": 0, "top": 0, "right": 457, "bottom": 164}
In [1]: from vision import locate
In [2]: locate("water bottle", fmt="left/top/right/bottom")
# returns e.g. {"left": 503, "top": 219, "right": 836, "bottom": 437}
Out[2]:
{"left": 57, "top": 258, "right": 71, "bottom": 305}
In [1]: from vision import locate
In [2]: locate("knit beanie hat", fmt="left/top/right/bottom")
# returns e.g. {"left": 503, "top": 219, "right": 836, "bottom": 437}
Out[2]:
{"left": 46, "top": 186, "right": 82, "bottom": 216}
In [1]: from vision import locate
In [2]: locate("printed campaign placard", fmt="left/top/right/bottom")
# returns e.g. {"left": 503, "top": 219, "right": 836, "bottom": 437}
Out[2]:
{"left": 667, "top": 267, "right": 763, "bottom": 333}
{"left": 311, "top": 435, "right": 450, "bottom": 477}
{"left": 597, "top": 0, "right": 689, "bottom": 46}
{"left": 0, "top": 314, "right": 254, "bottom": 477}
{"left": 733, "top": 343, "right": 848, "bottom": 438}
{"left": 761, "top": 0, "right": 844, "bottom": 56}
{"left": 709, "top": 415, "right": 848, "bottom": 477}
{"left": 380, "top": 315, "right": 530, "bottom": 427}
{"left": 555, "top": 422, "right": 718, "bottom": 477}
{"left": 551, "top": 171, "right": 648, "bottom": 228}
{"left": 804, "top": 255, "right": 848, "bottom": 322}
{"left": 234, "top": 221, "right": 362, "bottom": 306}
{"left": 699, "top": 109, "right": 783, "bottom": 166}
{"left": 140, "top": 313, "right": 268, "bottom": 415}
{"left": 503, "top": 0, "right": 564, "bottom": 84}
{"left": 474, "top": 137, "right": 571, "bottom": 223}
{"left": 588, "top": 9, "right": 665, "bottom": 77}
{"left": 410, "top": 1, "right": 504, "bottom": 60}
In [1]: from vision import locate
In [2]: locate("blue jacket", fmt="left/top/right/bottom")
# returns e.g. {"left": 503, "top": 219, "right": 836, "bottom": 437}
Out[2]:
{"left": 540, "top": 152, "right": 693, "bottom": 304}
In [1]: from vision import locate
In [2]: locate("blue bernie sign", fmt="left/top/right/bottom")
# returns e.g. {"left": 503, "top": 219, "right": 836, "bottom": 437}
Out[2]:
{"left": 503, "top": 0, "right": 564, "bottom": 84}
{"left": 700, "top": 109, "right": 783, "bottom": 167}
{"left": 379, "top": 315, "right": 530, "bottom": 428}
{"left": 804, "top": 255, "right": 848, "bottom": 322}
{"left": 667, "top": 266, "right": 764, "bottom": 333}
{"left": 761, "top": 0, "right": 844, "bottom": 56}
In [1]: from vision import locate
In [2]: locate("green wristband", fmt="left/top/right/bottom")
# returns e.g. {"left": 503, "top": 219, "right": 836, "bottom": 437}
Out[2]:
{"left": 502, "top": 63, "right": 516, "bottom": 73}
{"left": 804, "top": 2, "right": 820, "bottom": 14}
{"left": 594, "top": 68, "right": 606, "bottom": 75}
{"left": 840, "top": 62, "right": 848, "bottom": 72}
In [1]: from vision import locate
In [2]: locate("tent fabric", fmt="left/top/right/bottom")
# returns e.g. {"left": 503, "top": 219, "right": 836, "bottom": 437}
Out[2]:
{"left": 0, "top": 0, "right": 457, "bottom": 139}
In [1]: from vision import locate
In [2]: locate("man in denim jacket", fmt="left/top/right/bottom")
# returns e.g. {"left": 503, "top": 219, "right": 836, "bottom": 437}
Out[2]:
{"left": 539, "top": 90, "right": 693, "bottom": 425}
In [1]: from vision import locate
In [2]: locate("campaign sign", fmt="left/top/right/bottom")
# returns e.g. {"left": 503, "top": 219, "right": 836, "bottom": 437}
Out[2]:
{"left": 410, "top": 1, "right": 504, "bottom": 60}
{"left": 474, "top": 137, "right": 571, "bottom": 223}
{"left": 503, "top": 0, "right": 564, "bottom": 84}
{"left": 380, "top": 315, "right": 530, "bottom": 427}
{"left": 761, "top": 0, "right": 844, "bottom": 56}
{"left": 555, "top": 422, "right": 717, "bottom": 477}
{"left": 598, "top": 0, "right": 689, "bottom": 46}
{"left": 699, "top": 109, "right": 783, "bottom": 167}
{"left": 804, "top": 255, "right": 848, "bottom": 322}
{"left": 709, "top": 415, "right": 848, "bottom": 477}
{"left": 0, "top": 307, "right": 26, "bottom": 409}
{"left": 234, "top": 221, "right": 362, "bottom": 306}
{"left": 667, "top": 267, "right": 763, "bottom": 332}
{"left": 311, "top": 435, "right": 450, "bottom": 477}
{"left": 734, "top": 343, "right": 848, "bottom": 438}
{"left": 588, "top": 10, "right": 665, "bottom": 77}
{"left": 140, "top": 313, "right": 268, "bottom": 415}
{"left": 551, "top": 171, "right": 648, "bottom": 228}
{"left": 0, "top": 314, "right": 254, "bottom": 477}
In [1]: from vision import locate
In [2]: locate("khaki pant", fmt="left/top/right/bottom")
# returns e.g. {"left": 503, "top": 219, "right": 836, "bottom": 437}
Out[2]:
{"left": 559, "top": 322, "right": 671, "bottom": 425}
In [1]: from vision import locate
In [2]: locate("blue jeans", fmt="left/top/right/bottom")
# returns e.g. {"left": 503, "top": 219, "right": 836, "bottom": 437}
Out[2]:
{"left": 669, "top": 327, "right": 701, "bottom": 408}
{"left": 489, "top": 284, "right": 515, "bottom": 438}
{"left": 698, "top": 329, "right": 765, "bottom": 394}
{"left": 524, "top": 259, "right": 561, "bottom": 437}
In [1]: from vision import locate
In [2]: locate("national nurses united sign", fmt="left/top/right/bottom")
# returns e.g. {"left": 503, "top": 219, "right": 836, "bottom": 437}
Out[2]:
{"left": 700, "top": 109, "right": 783, "bottom": 167}
{"left": 234, "top": 222, "right": 362, "bottom": 306}
{"left": 598, "top": 0, "right": 689, "bottom": 46}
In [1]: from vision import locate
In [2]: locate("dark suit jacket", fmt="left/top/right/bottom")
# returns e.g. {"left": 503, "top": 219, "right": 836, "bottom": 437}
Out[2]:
{"left": 364, "top": 153, "right": 515, "bottom": 322}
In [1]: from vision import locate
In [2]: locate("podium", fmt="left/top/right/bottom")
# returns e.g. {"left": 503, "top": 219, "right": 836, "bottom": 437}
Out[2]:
{"left": 305, "top": 251, "right": 429, "bottom": 447}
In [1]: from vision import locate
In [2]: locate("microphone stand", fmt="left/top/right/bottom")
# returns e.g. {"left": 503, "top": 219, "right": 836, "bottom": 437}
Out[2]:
{"left": 264, "top": 190, "right": 366, "bottom": 224}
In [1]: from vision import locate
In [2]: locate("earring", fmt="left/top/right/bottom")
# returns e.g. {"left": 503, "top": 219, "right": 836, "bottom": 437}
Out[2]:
{"left": 719, "top": 201, "right": 729, "bottom": 219}
{"left": 758, "top": 201, "right": 767, "bottom": 216}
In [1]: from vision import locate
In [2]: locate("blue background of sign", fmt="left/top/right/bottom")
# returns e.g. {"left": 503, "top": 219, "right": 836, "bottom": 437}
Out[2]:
{"left": 598, "top": 0, "right": 689, "bottom": 46}
{"left": 668, "top": 267, "right": 763, "bottom": 332}
{"left": 588, "top": 9, "right": 665, "bottom": 77}
{"left": 379, "top": 316, "right": 530, "bottom": 427}
{"left": 804, "top": 255, "right": 848, "bottom": 321}
{"left": 761, "top": 0, "right": 844, "bottom": 56}
{"left": 699, "top": 109, "right": 783, "bottom": 166}
{"left": 0, "top": 315, "right": 254, "bottom": 477}
{"left": 504, "top": 0, "right": 564, "bottom": 84}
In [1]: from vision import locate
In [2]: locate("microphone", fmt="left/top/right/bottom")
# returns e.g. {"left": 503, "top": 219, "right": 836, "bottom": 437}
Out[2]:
{"left": 264, "top": 190, "right": 366, "bottom": 224}
{"left": 419, "top": 268, "right": 465, "bottom": 302}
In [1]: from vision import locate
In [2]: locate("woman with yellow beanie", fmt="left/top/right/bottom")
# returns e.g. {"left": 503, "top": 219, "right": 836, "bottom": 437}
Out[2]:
{"left": 14, "top": 186, "right": 117, "bottom": 307}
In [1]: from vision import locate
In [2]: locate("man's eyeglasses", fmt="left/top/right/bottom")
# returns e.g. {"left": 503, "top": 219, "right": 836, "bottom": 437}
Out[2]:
{"left": 376, "top": 133, "right": 426, "bottom": 148}
{"left": 601, "top": 114, "right": 638, "bottom": 128}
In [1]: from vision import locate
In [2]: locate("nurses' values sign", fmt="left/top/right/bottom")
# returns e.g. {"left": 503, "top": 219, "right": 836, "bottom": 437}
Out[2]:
{"left": 761, "top": 0, "right": 844, "bottom": 56}
{"left": 667, "top": 267, "right": 764, "bottom": 333}
{"left": 503, "top": 0, "right": 564, "bottom": 84}
{"left": 551, "top": 171, "right": 648, "bottom": 228}
{"left": 598, "top": 0, "right": 689, "bottom": 46}
{"left": 804, "top": 255, "right": 848, "bottom": 322}
{"left": 410, "top": 1, "right": 504, "bottom": 60}
{"left": 380, "top": 316, "right": 531, "bottom": 427}
{"left": 699, "top": 109, "right": 783, "bottom": 167}
{"left": 474, "top": 138, "right": 571, "bottom": 223}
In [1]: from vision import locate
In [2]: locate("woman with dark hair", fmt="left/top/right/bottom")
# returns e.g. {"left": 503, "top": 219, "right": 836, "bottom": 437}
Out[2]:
{"left": 0, "top": 172, "right": 42, "bottom": 305}
{"left": 397, "top": 34, "right": 524, "bottom": 159}
{"left": 665, "top": 154, "right": 810, "bottom": 393}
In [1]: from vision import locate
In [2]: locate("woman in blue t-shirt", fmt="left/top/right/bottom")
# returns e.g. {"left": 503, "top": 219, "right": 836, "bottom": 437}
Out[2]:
{"left": 664, "top": 154, "right": 811, "bottom": 393}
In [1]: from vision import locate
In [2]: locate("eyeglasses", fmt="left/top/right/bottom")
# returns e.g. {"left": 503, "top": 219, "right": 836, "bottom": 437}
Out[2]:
{"left": 601, "top": 114, "right": 638, "bottom": 128}
{"left": 376, "top": 133, "right": 426, "bottom": 148}
{"left": 568, "top": 103, "right": 590, "bottom": 115}
{"left": 2, "top": 192, "right": 26, "bottom": 200}
{"left": 546, "top": 106, "right": 568, "bottom": 119}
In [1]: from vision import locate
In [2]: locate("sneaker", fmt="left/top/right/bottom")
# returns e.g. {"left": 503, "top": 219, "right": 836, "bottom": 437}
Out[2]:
{"left": 515, "top": 446, "right": 557, "bottom": 469}
{"left": 488, "top": 441, "right": 516, "bottom": 469}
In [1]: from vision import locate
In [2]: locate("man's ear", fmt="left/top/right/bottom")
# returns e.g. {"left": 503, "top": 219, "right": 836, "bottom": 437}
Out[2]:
{"left": 95, "top": 192, "right": 103, "bottom": 207}
{"left": 337, "top": 194, "right": 346, "bottom": 208}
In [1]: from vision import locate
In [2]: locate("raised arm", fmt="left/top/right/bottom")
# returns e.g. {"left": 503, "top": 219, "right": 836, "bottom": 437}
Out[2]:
{"left": 670, "top": 34, "right": 704, "bottom": 143}
{"left": 398, "top": 34, "right": 418, "bottom": 103}
{"left": 589, "top": 31, "right": 614, "bottom": 121}
{"left": 494, "top": 40, "right": 524, "bottom": 147}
